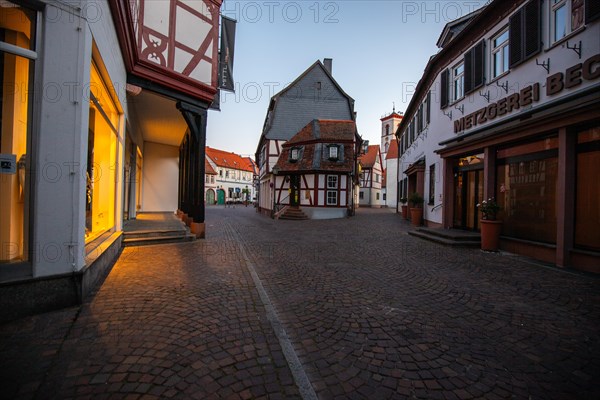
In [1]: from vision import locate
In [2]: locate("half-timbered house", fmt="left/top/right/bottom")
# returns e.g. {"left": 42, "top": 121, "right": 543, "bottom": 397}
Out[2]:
{"left": 255, "top": 59, "right": 356, "bottom": 216}
{"left": 0, "top": 0, "right": 225, "bottom": 322}
{"left": 358, "top": 145, "right": 384, "bottom": 208}
{"left": 271, "top": 120, "right": 361, "bottom": 219}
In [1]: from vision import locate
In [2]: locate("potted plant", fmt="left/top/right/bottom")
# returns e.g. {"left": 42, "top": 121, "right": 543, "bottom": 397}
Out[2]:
{"left": 408, "top": 192, "right": 424, "bottom": 227}
{"left": 477, "top": 197, "right": 502, "bottom": 251}
{"left": 399, "top": 197, "right": 408, "bottom": 220}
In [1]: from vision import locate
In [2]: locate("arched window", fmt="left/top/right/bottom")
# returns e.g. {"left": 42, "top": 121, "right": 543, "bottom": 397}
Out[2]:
{"left": 385, "top": 124, "right": 390, "bottom": 136}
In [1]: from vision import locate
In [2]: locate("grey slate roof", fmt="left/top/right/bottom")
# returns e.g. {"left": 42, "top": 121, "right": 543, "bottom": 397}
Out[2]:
{"left": 260, "top": 60, "right": 355, "bottom": 143}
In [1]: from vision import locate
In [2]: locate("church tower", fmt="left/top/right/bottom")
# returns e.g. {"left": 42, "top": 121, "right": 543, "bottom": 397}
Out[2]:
{"left": 380, "top": 107, "right": 403, "bottom": 161}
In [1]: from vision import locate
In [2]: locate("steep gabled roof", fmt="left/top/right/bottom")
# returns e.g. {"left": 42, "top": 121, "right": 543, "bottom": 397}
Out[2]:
{"left": 205, "top": 147, "right": 255, "bottom": 173}
{"left": 274, "top": 119, "right": 357, "bottom": 174}
{"left": 359, "top": 145, "right": 381, "bottom": 168}
{"left": 386, "top": 139, "right": 399, "bottom": 160}
{"left": 257, "top": 59, "right": 356, "bottom": 152}
{"left": 205, "top": 159, "right": 217, "bottom": 175}
{"left": 244, "top": 157, "right": 257, "bottom": 175}
{"left": 436, "top": 8, "right": 483, "bottom": 48}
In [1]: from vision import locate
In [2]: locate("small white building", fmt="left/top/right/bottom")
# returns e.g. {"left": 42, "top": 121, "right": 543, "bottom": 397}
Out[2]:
{"left": 206, "top": 147, "right": 256, "bottom": 204}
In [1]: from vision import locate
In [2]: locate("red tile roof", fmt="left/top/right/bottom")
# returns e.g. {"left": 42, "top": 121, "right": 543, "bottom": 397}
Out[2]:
{"left": 274, "top": 120, "right": 357, "bottom": 174}
{"left": 205, "top": 147, "right": 255, "bottom": 172}
{"left": 205, "top": 159, "right": 217, "bottom": 175}
{"left": 359, "top": 145, "right": 380, "bottom": 168}
{"left": 381, "top": 112, "right": 403, "bottom": 122}
{"left": 386, "top": 139, "right": 399, "bottom": 160}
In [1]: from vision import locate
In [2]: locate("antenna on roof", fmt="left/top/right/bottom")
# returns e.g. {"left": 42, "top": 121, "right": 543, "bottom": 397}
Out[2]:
{"left": 393, "top": 102, "right": 395, "bottom": 113}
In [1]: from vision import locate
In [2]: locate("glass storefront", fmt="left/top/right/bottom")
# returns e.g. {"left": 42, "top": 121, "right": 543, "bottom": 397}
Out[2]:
{"left": 575, "top": 127, "right": 600, "bottom": 251}
{"left": 85, "top": 62, "right": 119, "bottom": 242}
{"left": 497, "top": 140, "right": 559, "bottom": 244}
{"left": 0, "top": 2, "right": 35, "bottom": 264}
{"left": 453, "top": 154, "right": 484, "bottom": 230}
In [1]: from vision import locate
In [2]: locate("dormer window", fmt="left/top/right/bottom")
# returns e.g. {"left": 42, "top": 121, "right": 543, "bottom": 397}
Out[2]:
{"left": 328, "top": 145, "right": 339, "bottom": 160}
{"left": 290, "top": 147, "right": 300, "bottom": 162}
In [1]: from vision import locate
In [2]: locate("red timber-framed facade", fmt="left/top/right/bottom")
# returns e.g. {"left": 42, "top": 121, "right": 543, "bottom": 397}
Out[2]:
{"left": 271, "top": 120, "right": 361, "bottom": 220}
{"left": 109, "top": 0, "right": 223, "bottom": 238}
{"left": 396, "top": 0, "right": 600, "bottom": 273}
{"left": 358, "top": 145, "right": 384, "bottom": 208}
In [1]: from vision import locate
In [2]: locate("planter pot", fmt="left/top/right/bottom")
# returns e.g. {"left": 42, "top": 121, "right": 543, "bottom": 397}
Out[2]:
{"left": 480, "top": 219, "right": 503, "bottom": 251}
{"left": 410, "top": 207, "right": 423, "bottom": 227}
{"left": 401, "top": 205, "right": 408, "bottom": 220}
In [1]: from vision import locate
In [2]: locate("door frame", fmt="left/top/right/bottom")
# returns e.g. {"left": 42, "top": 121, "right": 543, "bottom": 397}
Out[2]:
{"left": 453, "top": 165, "right": 484, "bottom": 231}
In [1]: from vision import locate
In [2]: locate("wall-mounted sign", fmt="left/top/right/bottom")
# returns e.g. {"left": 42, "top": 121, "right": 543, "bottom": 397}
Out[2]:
{"left": 0, "top": 154, "right": 16, "bottom": 174}
{"left": 454, "top": 53, "right": 600, "bottom": 134}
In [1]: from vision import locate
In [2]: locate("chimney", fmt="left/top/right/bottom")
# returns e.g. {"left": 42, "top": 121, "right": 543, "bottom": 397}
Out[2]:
{"left": 323, "top": 58, "right": 332, "bottom": 74}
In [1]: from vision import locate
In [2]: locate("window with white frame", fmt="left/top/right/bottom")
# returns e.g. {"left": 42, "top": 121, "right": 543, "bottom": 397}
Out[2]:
{"left": 491, "top": 28, "right": 509, "bottom": 79}
{"left": 328, "top": 145, "right": 339, "bottom": 160}
{"left": 551, "top": 0, "right": 584, "bottom": 43}
{"left": 453, "top": 62, "right": 464, "bottom": 102}
{"left": 552, "top": 0, "right": 568, "bottom": 42}
{"left": 327, "top": 175, "right": 338, "bottom": 205}
{"left": 290, "top": 147, "right": 300, "bottom": 162}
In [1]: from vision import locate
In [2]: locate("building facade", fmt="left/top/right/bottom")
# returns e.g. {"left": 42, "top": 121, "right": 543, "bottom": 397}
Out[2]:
{"left": 206, "top": 147, "right": 256, "bottom": 204}
{"left": 255, "top": 59, "right": 357, "bottom": 216}
{"left": 270, "top": 120, "right": 361, "bottom": 219}
{"left": 358, "top": 145, "right": 384, "bottom": 208}
{"left": 0, "top": 0, "right": 223, "bottom": 322}
{"left": 397, "top": 0, "right": 600, "bottom": 272}
{"left": 380, "top": 111, "right": 404, "bottom": 161}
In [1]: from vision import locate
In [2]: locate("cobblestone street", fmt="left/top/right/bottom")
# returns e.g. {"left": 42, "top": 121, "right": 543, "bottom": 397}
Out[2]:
{"left": 1, "top": 207, "right": 599, "bottom": 399}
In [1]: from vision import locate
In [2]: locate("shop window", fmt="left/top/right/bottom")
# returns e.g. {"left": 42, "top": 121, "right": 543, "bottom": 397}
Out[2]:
{"left": 0, "top": 2, "right": 36, "bottom": 265}
{"left": 575, "top": 127, "right": 600, "bottom": 251}
{"left": 491, "top": 28, "right": 509, "bottom": 79}
{"left": 497, "top": 156, "right": 558, "bottom": 244}
{"left": 429, "top": 164, "right": 436, "bottom": 205}
{"left": 86, "top": 62, "right": 120, "bottom": 242}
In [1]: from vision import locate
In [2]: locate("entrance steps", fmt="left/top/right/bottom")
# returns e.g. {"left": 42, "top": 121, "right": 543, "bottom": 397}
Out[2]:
{"left": 409, "top": 227, "right": 481, "bottom": 247}
{"left": 123, "top": 229, "right": 196, "bottom": 247}
{"left": 278, "top": 207, "right": 309, "bottom": 220}
{"left": 123, "top": 213, "right": 196, "bottom": 246}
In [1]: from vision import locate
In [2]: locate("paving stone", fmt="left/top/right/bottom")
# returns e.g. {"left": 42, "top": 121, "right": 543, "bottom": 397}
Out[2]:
{"left": 1, "top": 207, "right": 599, "bottom": 399}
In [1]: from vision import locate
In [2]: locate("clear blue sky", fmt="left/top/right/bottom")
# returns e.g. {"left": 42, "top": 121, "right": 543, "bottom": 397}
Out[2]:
{"left": 206, "top": 0, "right": 488, "bottom": 158}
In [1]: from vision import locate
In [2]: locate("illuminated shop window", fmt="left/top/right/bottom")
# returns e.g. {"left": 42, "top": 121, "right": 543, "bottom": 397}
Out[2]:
{"left": 0, "top": 2, "right": 36, "bottom": 264}
{"left": 86, "top": 62, "right": 120, "bottom": 242}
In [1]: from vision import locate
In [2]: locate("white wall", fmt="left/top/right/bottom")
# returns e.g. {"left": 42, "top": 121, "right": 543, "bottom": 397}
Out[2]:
{"left": 141, "top": 142, "right": 179, "bottom": 212}
{"left": 33, "top": 1, "right": 129, "bottom": 277}
{"left": 398, "top": 3, "right": 600, "bottom": 226}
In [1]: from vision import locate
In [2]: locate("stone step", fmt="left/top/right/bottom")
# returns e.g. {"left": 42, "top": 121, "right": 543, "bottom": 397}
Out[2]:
{"left": 123, "top": 228, "right": 189, "bottom": 240}
{"left": 409, "top": 229, "right": 481, "bottom": 247}
{"left": 279, "top": 208, "right": 309, "bottom": 220}
{"left": 123, "top": 233, "right": 196, "bottom": 247}
{"left": 414, "top": 227, "right": 481, "bottom": 241}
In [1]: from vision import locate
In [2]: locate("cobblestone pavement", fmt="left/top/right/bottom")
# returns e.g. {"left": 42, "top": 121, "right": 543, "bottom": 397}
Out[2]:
{"left": 1, "top": 206, "right": 599, "bottom": 399}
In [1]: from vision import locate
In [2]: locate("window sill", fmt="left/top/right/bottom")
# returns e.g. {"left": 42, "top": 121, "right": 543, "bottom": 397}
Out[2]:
{"left": 546, "top": 26, "right": 586, "bottom": 52}
{"left": 488, "top": 70, "right": 510, "bottom": 86}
